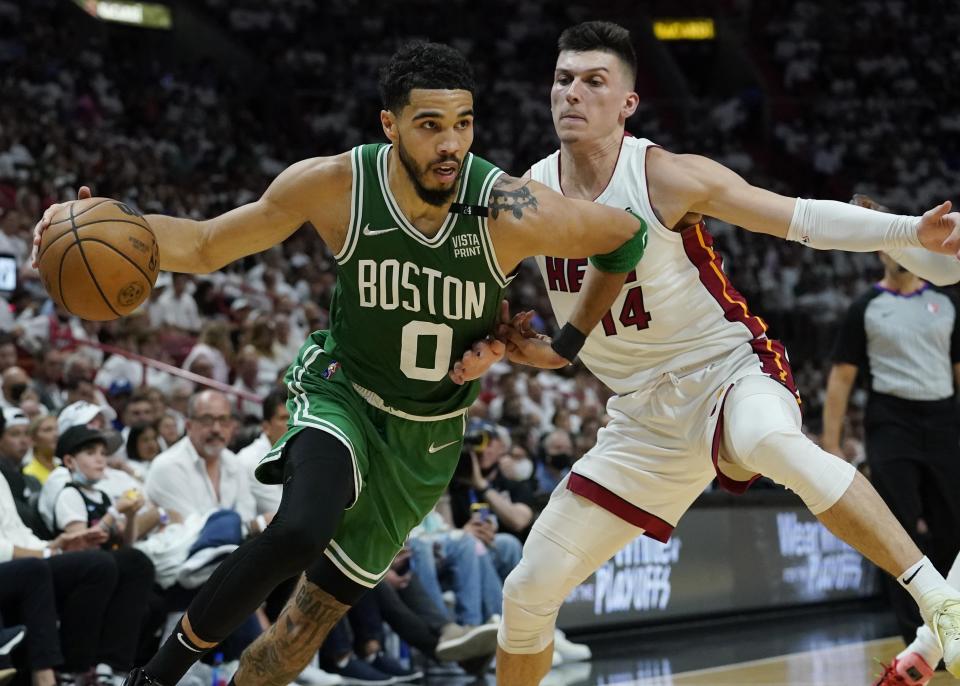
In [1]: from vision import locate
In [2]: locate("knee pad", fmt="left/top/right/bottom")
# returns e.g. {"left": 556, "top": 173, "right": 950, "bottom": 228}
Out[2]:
{"left": 723, "top": 376, "right": 855, "bottom": 514}
{"left": 499, "top": 559, "right": 562, "bottom": 655}
{"left": 498, "top": 529, "right": 590, "bottom": 655}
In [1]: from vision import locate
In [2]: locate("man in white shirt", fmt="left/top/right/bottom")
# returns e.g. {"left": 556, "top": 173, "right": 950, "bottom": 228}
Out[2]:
{"left": 235, "top": 387, "right": 289, "bottom": 516}
{"left": 150, "top": 274, "right": 202, "bottom": 334}
{"left": 146, "top": 390, "right": 262, "bottom": 534}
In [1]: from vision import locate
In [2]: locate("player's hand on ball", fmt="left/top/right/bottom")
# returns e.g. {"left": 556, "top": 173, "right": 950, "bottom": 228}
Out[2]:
{"left": 917, "top": 200, "right": 960, "bottom": 258}
{"left": 30, "top": 185, "right": 92, "bottom": 268}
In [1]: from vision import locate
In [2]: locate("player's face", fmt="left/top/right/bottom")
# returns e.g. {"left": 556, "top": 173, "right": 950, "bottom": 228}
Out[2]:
{"left": 552, "top": 50, "right": 638, "bottom": 144}
{"left": 383, "top": 89, "right": 474, "bottom": 206}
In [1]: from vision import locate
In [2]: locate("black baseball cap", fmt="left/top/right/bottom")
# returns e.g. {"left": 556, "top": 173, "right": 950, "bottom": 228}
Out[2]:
{"left": 56, "top": 425, "right": 108, "bottom": 458}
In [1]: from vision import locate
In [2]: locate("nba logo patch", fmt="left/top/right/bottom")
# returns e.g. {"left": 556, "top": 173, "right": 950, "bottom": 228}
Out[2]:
{"left": 928, "top": 302, "right": 940, "bottom": 315}
{"left": 321, "top": 362, "right": 340, "bottom": 379}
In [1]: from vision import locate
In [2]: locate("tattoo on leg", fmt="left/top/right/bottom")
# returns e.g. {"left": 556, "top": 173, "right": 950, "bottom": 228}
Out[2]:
{"left": 236, "top": 576, "right": 349, "bottom": 686}
{"left": 489, "top": 175, "right": 539, "bottom": 220}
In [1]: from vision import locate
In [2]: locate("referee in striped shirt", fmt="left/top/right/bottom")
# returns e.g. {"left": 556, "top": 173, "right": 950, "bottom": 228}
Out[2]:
{"left": 823, "top": 196, "right": 960, "bottom": 644}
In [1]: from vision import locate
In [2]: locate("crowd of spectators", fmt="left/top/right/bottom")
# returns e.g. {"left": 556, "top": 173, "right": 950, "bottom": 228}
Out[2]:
{"left": 0, "top": 0, "right": 956, "bottom": 682}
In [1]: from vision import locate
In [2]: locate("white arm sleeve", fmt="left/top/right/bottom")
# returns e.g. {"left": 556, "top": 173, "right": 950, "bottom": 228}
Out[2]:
{"left": 884, "top": 247, "right": 960, "bottom": 286}
{"left": 787, "top": 198, "right": 922, "bottom": 252}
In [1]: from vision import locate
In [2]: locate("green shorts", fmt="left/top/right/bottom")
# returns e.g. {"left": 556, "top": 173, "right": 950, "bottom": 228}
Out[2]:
{"left": 255, "top": 331, "right": 467, "bottom": 589}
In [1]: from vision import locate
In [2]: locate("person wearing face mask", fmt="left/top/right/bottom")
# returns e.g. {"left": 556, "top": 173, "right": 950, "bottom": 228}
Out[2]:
{"left": 535, "top": 429, "right": 575, "bottom": 499}
{"left": 51, "top": 426, "right": 157, "bottom": 683}
{"left": 0, "top": 367, "right": 30, "bottom": 412}
{"left": 53, "top": 426, "right": 145, "bottom": 548}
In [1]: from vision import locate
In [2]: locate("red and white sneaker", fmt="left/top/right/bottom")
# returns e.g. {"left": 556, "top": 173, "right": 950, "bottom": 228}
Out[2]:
{"left": 871, "top": 653, "right": 935, "bottom": 686}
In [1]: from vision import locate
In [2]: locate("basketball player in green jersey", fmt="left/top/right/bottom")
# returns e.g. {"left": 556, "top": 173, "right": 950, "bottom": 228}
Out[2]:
{"left": 32, "top": 42, "right": 645, "bottom": 686}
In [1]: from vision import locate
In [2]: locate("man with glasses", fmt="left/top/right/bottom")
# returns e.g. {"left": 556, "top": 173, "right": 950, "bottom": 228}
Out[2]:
{"left": 145, "top": 390, "right": 262, "bottom": 534}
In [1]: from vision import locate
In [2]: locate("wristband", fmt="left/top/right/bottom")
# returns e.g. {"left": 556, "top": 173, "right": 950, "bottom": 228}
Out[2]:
{"left": 157, "top": 508, "right": 170, "bottom": 526}
{"left": 255, "top": 514, "right": 267, "bottom": 533}
{"left": 589, "top": 212, "right": 648, "bottom": 273}
{"left": 107, "top": 506, "right": 121, "bottom": 520}
{"left": 43, "top": 547, "right": 52, "bottom": 559}
{"left": 550, "top": 323, "right": 587, "bottom": 363}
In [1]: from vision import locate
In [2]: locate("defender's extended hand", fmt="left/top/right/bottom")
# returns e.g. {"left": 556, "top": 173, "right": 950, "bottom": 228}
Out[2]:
{"left": 917, "top": 201, "right": 960, "bottom": 258}
{"left": 497, "top": 309, "right": 569, "bottom": 369}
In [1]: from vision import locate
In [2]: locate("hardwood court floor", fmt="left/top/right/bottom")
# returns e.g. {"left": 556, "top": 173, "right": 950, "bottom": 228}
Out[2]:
{"left": 658, "top": 637, "right": 954, "bottom": 685}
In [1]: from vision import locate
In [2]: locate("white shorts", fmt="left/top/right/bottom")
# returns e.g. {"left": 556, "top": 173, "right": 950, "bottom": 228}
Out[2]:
{"left": 568, "top": 338, "right": 800, "bottom": 542}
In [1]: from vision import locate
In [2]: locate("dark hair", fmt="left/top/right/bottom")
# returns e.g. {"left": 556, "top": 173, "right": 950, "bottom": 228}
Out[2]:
{"left": 379, "top": 42, "right": 475, "bottom": 112}
{"left": 558, "top": 21, "right": 637, "bottom": 84}
{"left": 262, "top": 386, "right": 288, "bottom": 423}
{"left": 126, "top": 422, "right": 157, "bottom": 462}
{"left": 127, "top": 389, "right": 152, "bottom": 406}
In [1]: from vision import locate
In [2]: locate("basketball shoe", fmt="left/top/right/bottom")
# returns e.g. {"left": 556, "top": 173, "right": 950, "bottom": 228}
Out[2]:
{"left": 934, "top": 598, "right": 960, "bottom": 677}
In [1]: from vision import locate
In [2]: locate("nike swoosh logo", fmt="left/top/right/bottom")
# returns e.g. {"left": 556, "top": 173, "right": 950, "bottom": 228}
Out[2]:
{"left": 903, "top": 565, "right": 923, "bottom": 585}
{"left": 176, "top": 633, "right": 204, "bottom": 653}
{"left": 428, "top": 440, "right": 458, "bottom": 454}
{"left": 362, "top": 224, "right": 400, "bottom": 236}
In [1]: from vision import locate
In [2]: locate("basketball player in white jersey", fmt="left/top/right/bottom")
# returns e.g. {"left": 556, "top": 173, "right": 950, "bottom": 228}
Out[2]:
{"left": 461, "top": 22, "right": 960, "bottom": 686}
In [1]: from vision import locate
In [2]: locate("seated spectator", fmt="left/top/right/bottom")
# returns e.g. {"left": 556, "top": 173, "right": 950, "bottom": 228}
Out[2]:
{"left": 23, "top": 415, "right": 58, "bottom": 485}
{"left": 156, "top": 411, "right": 182, "bottom": 450}
{"left": 0, "top": 335, "right": 17, "bottom": 375}
{"left": 0, "top": 444, "right": 151, "bottom": 686}
{"left": 235, "top": 387, "right": 288, "bottom": 516}
{"left": 535, "top": 429, "right": 574, "bottom": 498}
{"left": 408, "top": 512, "right": 503, "bottom": 628}
{"left": 32, "top": 347, "right": 66, "bottom": 414}
{"left": 183, "top": 322, "right": 233, "bottom": 385}
{"left": 150, "top": 274, "right": 201, "bottom": 335}
{"left": 145, "top": 391, "right": 262, "bottom": 535}
{"left": 231, "top": 346, "right": 264, "bottom": 421}
{"left": 0, "top": 408, "right": 41, "bottom": 524}
{"left": 52, "top": 427, "right": 145, "bottom": 548}
{"left": 0, "top": 367, "right": 29, "bottom": 411}
{"left": 372, "top": 551, "right": 498, "bottom": 669}
{"left": 126, "top": 424, "right": 162, "bottom": 468}
{"left": 50, "top": 427, "right": 157, "bottom": 680}
{"left": 448, "top": 421, "right": 531, "bottom": 574}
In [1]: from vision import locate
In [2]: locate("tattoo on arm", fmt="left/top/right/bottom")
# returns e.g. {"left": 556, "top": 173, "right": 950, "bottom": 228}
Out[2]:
{"left": 237, "top": 576, "right": 349, "bottom": 686}
{"left": 489, "top": 175, "right": 539, "bottom": 220}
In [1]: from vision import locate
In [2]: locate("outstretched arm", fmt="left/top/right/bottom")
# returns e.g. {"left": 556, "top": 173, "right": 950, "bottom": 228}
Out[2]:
{"left": 646, "top": 148, "right": 960, "bottom": 256}
{"left": 33, "top": 154, "right": 353, "bottom": 274}
{"left": 487, "top": 174, "right": 645, "bottom": 274}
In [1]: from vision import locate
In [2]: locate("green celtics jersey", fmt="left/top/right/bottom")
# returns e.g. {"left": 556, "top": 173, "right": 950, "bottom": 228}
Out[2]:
{"left": 324, "top": 143, "right": 511, "bottom": 417}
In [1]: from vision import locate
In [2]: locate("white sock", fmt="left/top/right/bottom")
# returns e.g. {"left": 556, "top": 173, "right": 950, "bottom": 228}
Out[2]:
{"left": 899, "top": 556, "right": 955, "bottom": 624}
{"left": 900, "top": 623, "right": 943, "bottom": 668}
{"left": 947, "top": 551, "right": 960, "bottom": 590}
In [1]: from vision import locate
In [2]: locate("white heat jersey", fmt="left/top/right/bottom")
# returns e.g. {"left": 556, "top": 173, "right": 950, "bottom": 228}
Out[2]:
{"left": 532, "top": 136, "right": 790, "bottom": 396}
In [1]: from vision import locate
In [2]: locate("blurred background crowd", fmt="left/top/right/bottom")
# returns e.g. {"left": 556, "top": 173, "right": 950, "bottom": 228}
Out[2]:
{"left": 0, "top": 0, "right": 957, "bottom": 683}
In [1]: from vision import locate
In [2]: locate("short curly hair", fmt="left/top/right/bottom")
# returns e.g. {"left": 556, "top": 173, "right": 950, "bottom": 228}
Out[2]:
{"left": 379, "top": 42, "right": 476, "bottom": 112}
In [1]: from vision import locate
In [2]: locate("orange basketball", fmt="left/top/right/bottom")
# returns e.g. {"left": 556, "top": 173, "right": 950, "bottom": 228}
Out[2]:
{"left": 37, "top": 197, "right": 160, "bottom": 321}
